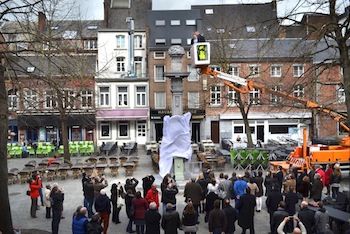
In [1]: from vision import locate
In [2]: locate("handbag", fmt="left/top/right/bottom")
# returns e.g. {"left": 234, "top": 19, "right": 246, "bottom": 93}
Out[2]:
{"left": 26, "top": 190, "right": 30, "bottom": 196}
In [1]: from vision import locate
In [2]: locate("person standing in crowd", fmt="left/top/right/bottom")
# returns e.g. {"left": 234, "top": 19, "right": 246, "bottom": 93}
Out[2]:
{"left": 330, "top": 165, "right": 342, "bottom": 199}
{"left": 282, "top": 174, "right": 296, "bottom": 194}
{"left": 94, "top": 189, "right": 111, "bottom": 234}
{"left": 34, "top": 171, "right": 44, "bottom": 207}
{"left": 314, "top": 201, "right": 329, "bottom": 234}
{"left": 266, "top": 185, "right": 283, "bottom": 230}
{"left": 161, "top": 174, "right": 172, "bottom": 213}
{"left": 233, "top": 174, "right": 248, "bottom": 206}
{"left": 315, "top": 165, "right": 326, "bottom": 188}
{"left": 93, "top": 175, "right": 108, "bottom": 199}
{"left": 217, "top": 174, "right": 232, "bottom": 201}
{"left": 284, "top": 186, "right": 299, "bottom": 233}
{"left": 111, "top": 182, "right": 124, "bottom": 224}
{"left": 277, "top": 216, "right": 307, "bottom": 234}
{"left": 132, "top": 191, "right": 148, "bottom": 234}
{"left": 271, "top": 201, "right": 289, "bottom": 234}
{"left": 84, "top": 177, "right": 95, "bottom": 218}
{"left": 197, "top": 173, "right": 209, "bottom": 213}
{"left": 324, "top": 163, "right": 333, "bottom": 196}
{"left": 308, "top": 165, "right": 316, "bottom": 184}
{"left": 125, "top": 189, "right": 136, "bottom": 233}
{"left": 162, "top": 182, "right": 179, "bottom": 212}
{"left": 142, "top": 174, "right": 155, "bottom": 198}
{"left": 276, "top": 166, "right": 284, "bottom": 192}
{"left": 298, "top": 201, "right": 315, "bottom": 234}
{"left": 184, "top": 177, "right": 203, "bottom": 215}
{"left": 296, "top": 169, "right": 308, "bottom": 192}
{"left": 208, "top": 200, "right": 227, "bottom": 234}
{"left": 161, "top": 203, "right": 181, "bottom": 234}
{"left": 125, "top": 177, "right": 139, "bottom": 195}
{"left": 264, "top": 170, "right": 277, "bottom": 197}
{"left": 145, "top": 183, "right": 160, "bottom": 209}
{"left": 145, "top": 202, "right": 161, "bottom": 234}
{"left": 190, "top": 31, "right": 205, "bottom": 45}
{"left": 253, "top": 170, "right": 264, "bottom": 212}
{"left": 72, "top": 207, "right": 89, "bottom": 234}
{"left": 205, "top": 187, "right": 219, "bottom": 223}
{"left": 222, "top": 198, "right": 238, "bottom": 234}
{"left": 236, "top": 187, "right": 256, "bottom": 234}
{"left": 247, "top": 177, "right": 259, "bottom": 196}
{"left": 44, "top": 184, "right": 52, "bottom": 219}
{"left": 229, "top": 172, "right": 238, "bottom": 200}
{"left": 51, "top": 184, "right": 64, "bottom": 234}
{"left": 298, "top": 176, "right": 311, "bottom": 201}
{"left": 181, "top": 201, "right": 198, "bottom": 234}
{"left": 28, "top": 177, "right": 41, "bottom": 218}
{"left": 310, "top": 174, "right": 323, "bottom": 202}
{"left": 86, "top": 212, "right": 103, "bottom": 234}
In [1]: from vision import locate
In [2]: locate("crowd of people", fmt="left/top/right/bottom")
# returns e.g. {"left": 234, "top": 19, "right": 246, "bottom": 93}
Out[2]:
{"left": 27, "top": 161, "right": 347, "bottom": 234}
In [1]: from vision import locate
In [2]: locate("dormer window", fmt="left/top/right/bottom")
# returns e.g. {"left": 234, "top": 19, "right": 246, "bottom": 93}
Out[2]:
{"left": 87, "top": 25, "right": 98, "bottom": 30}
{"left": 205, "top": 9, "right": 213, "bottom": 14}
{"left": 62, "top": 31, "right": 77, "bottom": 39}
{"left": 246, "top": 26, "right": 256, "bottom": 32}
{"left": 27, "top": 66, "right": 35, "bottom": 73}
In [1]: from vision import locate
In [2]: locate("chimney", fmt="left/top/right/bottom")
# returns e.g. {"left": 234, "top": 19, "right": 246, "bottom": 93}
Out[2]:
{"left": 272, "top": 0, "right": 277, "bottom": 12}
{"left": 103, "top": 0, "right": 110, "bottom": 28}
{"left": 38, "top": 12, "right": 46, "bottom": 32}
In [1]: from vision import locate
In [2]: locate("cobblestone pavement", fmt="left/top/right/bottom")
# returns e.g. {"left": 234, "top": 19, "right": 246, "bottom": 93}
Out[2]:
{"left": 7, "top": 149, "right": 349, "bottom": 234}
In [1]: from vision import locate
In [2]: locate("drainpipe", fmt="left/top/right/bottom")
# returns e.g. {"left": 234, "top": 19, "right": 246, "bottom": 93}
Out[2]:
{"left": 126, "top": 17, "right": 135, "bottom": 77}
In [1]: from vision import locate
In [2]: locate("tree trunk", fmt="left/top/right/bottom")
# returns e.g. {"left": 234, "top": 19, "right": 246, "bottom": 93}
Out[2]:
{"left": 60, "top": 113, "right": 70, "bottom": 161}
{"left": 236, "top": 92, "right": 254, "bottom": 148}
{"left": 0, "top": 63, "right": 14, "bottom": 233}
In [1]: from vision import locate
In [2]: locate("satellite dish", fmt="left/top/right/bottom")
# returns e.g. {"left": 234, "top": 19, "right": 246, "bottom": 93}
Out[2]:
{"left": 110, "top": 0, "right": 130, "bottom": 9}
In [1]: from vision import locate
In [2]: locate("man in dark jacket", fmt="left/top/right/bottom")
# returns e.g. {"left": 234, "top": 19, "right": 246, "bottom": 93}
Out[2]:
{"left": 310, "top": 173, "right": 323, "bottom": 201}
{"left": 236, "top": 187, "right": 256, "bottom": 234}
{"left": 162, "top": 183, "right": 179, "bottom": 211}
{"left": 145, "top": 202, "right": 161, "bottom": 234}
{"left": 161, "top": 203, "right": 181, "bottom": 234}
{"left": 285, "top": 186, "right": 299, "bottom": 232}
{"left": 84, "top": 178, "right": 95, "bottom": 218}
{"left": 276, "top": 166, "right": 284, "bottom": 192}
{"left": 142, "top": 174, "right": 155, "bottom": 198}
{"left": 72, "top": 207, "right": 89, "bottom": 234}
{"left": 271, "top": 201, "right": 289, "bottom": 234}
{"left": 298, "top": 201, "right": 315, "bottom": 234}
{"left": 222, "top": 198, "right": 238, "bottom": 234}
{"left": 86, "top": 212, "right": 103, "bottom": 234}
{"left": 266, "top": 185, "right": 283, "bottom": 231}
{"left": 51, "top": 185, "right": 64, "bottom": 234}
{"left": 208, "top": 199, "right": 227, "bottom": 234}
{"left": 94, "top": 189, "right": 111, "bottom": 234}
{"left": 184, "top": 177, "right": 203, "bottom": 215}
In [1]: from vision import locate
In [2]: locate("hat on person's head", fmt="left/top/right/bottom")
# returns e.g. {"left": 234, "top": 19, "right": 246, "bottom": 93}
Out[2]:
{"left": 100, "top": 189, "right": 106, "bottom": 195}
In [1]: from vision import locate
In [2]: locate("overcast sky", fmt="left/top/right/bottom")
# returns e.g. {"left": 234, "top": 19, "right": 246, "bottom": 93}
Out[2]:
{"left": 78, "top": 0, "right": 348, "bottom": 20}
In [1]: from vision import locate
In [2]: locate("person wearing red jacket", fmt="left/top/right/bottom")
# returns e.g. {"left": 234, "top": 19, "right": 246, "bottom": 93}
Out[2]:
{"left": 315, "top": 165, "right": 326, "bottom": 188}
{"left": 324, "top": 163, "right": 333, "bottom": 195}
{"left": 28, "top": 177, "right": 41, "bottom": 218}
{"left": 145, "top": 184, "right": 159, "bottom": 209}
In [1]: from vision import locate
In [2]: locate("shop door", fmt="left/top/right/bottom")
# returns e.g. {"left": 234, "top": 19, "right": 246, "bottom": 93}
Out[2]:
{"left": 211, "top": 121, "right": 220, "bottom": 143}
{"left": 155, "top": 123, "right": 163, "bottom": 142}
{"left": 257, "top": 125, "right": 264, "bottom": 142}
{"left": 191, "top": 122, "right": 201, "bottom": 143}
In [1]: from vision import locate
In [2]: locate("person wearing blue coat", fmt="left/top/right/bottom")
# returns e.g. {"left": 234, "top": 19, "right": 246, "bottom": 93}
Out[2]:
{"left": 72, "top": 207, "right": 89, "bottom": 234}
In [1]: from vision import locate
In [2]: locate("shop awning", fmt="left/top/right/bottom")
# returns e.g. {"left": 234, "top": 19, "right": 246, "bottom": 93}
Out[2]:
{"left": 96, "top": 109, "right": 148, "bottom": 121}
{"left": 18, "top": 114, "right": 95, "bottom": 127}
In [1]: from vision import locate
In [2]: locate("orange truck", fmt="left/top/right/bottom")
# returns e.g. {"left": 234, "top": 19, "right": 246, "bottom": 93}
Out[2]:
{"left": 191, "top": 42, "right": 350, "bottom": 172}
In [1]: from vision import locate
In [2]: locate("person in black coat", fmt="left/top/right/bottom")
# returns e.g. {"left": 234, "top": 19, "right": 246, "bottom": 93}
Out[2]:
{"left": 298, "top": 201, "right": 315, "bottom": 234}
{"left": 264, "top": 171, "right": 278, "bottom": 196}
{"left": 181, "top": 201, "right": 198, "bottom": 234}
{"left": 162, "top": 183, "right": 179, "bottom": 211}
{"left": 253, "top": 170, "right": 264, "bottom": 212}
{"left": 222, "top": 198, "right": 238, "bottom": 234}
{"left": 284, "top": 187, "right": 299, "bottom": 232}
{"left": 190, "top": 31, "right": 205, "bottom": 45}
{"left": 236, "top": 187, "right": 256, "bottom": 234}
{"left": 276, "top": 166, "right": 284, "bottom": 192}
{"left": 205, "top": 187, "right": 219, "bottom": 223}
{"left": 266, "top": 185, "right": 283, "bottom": 230}
{"left": 110, "top": 182, "right": 124, "bottom": 224}
{"left": 161, "top": 203, "right": 181, "bottom": 234}
{"left": 271, "top": 201, "right": 289, "bottom": 234}
{"left": 296, "top": 168, "right": 307, "bottom": 191}
{"left": 125, "top": 189, "right": 135, "bottom": 233}
{"left": 310, "top": 174, "right": 323, "bottom": 202}
{"left": 145, "top": 202, "right": 161, "bottom": 234}
{"left": 142, "top": 174, "right": 155, "bottom": 198}
{"left": 51, "top": 185, "right": 64, "bottom": 234}
{"left": 125, "top": 177, "right": 139, "bottom": 195}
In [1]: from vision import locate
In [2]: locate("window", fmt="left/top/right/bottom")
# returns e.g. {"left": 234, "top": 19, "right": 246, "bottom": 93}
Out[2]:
{"left": 155, "top": 92, "right": 166, "bottom": 109}
{"left": 63, "top": 90, "right": 75, "bottom": 108}
{"left": 45, "top": 90, "right": 56, "bottom": 108}
{"left": 336, "top": 84, "right": 345, "bottom": 103}
{"left": 205, "top": 9, "right": 213, "bottom": 14}
{"left": 269, "top": 125, "right": 297, "bottom": 134}
{"left": 186, "top": 20, "right": 196, "bottom": 25}
{"left": 62, "top": 30, "right": 77, "bottom": 39}
{"left": 171, "top": 38, "right": 182, "bottom": 45}
{"left": 210, "top": 86, "right": 222, "bottom": 106}
{"left": 271, "top": 65, "right": 282, "bottom": 77}
{"left": 134, "top": 35, "right": 143, "bottom": 49}
{"left": 134, "top": 57, "right": 142, "bottom": 77}
{"left": 340, "top": 67, "right": 343, "bottom": 76}
{"left": 155, "top": 20, "right": 165, "bottom": 26}
{"left": 81, "top": 90, "right": 93, "bottom": 108}
{"left": 87, "top": 25, "right": 98, "bottom": 30}
{"left": 137, "top": 123, "right": 146, "bottom": 137}
{"left": 187, "top": 65, "right": 199, "bottom": 81}
{"left": 188, "top": 92, "right": 199, "bottom": 108}
{"left": 84, "top": 40, "right": 97, "bottom": 50}
{"left": 117, "top": 86, "right": 128, "bottom": 106}
{"left": 24, "top": 89, "right": 38, "bottom": 109}
{"left": 118, "top": 122, "right": 129, "bottom": 137}
{"left": 293, "top": 84, "right": 304, "bottom": 98}
{"left": 171, "top": 20, "right": 180, "bottom": 26}
{"left": 99, "top": 87, "right": 110, "bottom": 106}
{"left": 8, "top": 89, "right": 18, "bottom": 109}
{"left": 270, "top": 85, "right": 282, "bottom": 104}
{"left": 100, "top": 122, "right": 110, "bottom": 137}
{"left": 27, "top": 67, "right": 35, "bottom": 73}
{"left": 227, "top": 87, "right": 238, "bottom": 106}
{"left": 249, "top": 64, "right": 260, "bottom": 77}
{"left": 154, "top": 51, "right": 165, "bottom": 59}
{"left": 228, "top": 65, "right": 239, "bottom": 76}
{"left": 246, "top": 26, "right": 256, "bottom": 32}
{"left": 116, "top": 35, "right": 126, "bottom": 49}
{"left": 116, "top": 57, "right": 125, "bottom": 72}
{"left": 154, "top": 65, "right": 165, "bottom": 82}
{"left": 293, "top": 64, "right": 304, "bottom": 77}
{"left": 234, "top": 126, "right": 243, "bottom": 133}
{"left": 249, "top": 88, "right": 260, "bottom": 105}
{"left": 136, "top": 86, "right": 146, "bottom": 107}
{"left": 211, "top": 66, "right": 221, "bottom": 72}
{"left": 155, "top": 39, "right": 166, "bottom": 45}
{"left": 216, "top": 29, "right": 225, "bottom": 34}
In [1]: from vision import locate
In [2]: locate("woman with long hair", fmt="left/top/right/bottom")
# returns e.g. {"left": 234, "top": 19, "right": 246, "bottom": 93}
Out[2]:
{"left": 132, "top": 191, "right": 148, "bottom": 234}
{"left": 182, "top": 201, "right": 198, "bottom": 234}
{"left": 111, "top": 182, "right": 124, "bottom": 224}
{"left": 330, "top": 166, "right": 342, "bottom": 199}
{"left": 125, "top": 189, "right": 135, "bottom": 233}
